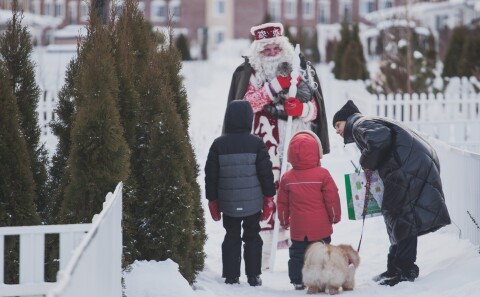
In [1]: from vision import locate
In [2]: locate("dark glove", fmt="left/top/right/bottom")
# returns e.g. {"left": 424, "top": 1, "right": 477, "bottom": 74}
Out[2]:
{"left": 284, "top": 97, "right": 304, "bottom": 117}
{"left": 208, "top": 200, "right": 221, "bottom": 221}
{"left": 260, "top": 197, "right": 276, "bottom": 221}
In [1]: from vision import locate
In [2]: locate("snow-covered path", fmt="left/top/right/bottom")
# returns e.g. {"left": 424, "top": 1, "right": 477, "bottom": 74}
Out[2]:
{"left": 181, "top": 41, "right": 480, "bottom": 297}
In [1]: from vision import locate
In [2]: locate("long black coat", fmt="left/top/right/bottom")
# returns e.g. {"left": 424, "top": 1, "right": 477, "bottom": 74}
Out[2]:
{"left": 344, "top": 114, "right": 451, "bottom": 244}
{"left": 226, "top": 55, "right": 330, "bottom": 154}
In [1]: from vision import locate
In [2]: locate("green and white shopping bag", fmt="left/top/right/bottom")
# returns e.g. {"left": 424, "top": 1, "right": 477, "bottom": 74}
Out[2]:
{"left": 344, "top": 170, "right": 384, "bottom": 220}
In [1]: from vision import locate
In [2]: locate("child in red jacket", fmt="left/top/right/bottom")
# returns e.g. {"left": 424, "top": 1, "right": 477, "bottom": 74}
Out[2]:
{"left": 277, "top": 130, "right": 341, "bottom": 290}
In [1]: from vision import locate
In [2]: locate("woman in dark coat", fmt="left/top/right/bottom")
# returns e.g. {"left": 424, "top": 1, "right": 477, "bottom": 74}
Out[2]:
{"left": 333, "top": 100, "right": 451, "bottom": 286}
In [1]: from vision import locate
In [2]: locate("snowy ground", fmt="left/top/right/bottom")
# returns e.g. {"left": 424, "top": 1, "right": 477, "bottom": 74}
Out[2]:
{"left": 122, "top": 40, "right": 480, "bottom": 297}
{"left": 31, "top": 40, "right": 480, "bottom": 297}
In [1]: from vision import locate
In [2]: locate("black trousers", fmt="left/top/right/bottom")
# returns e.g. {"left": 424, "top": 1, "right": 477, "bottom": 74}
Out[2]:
{"left": 288, "top": 236, "right": 331, "bottom": 284}
{"left": 222, "top": 212, "right": 262, "bottom": 278}
{"left": 388, "top": 236, "right": 418, "bottom": 271}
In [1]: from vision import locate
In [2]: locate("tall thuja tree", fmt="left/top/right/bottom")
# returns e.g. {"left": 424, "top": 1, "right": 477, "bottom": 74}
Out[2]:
{"left": 60, "top": 12, "right": 130, "bottom": 223}
{"left": 162, "top": 36, "right": 206, "bottom": 280}
{"left": 0, "top": 61, "right": 40, "bottom": 283}
{"left": 441, "top": 26, "right": 467, "bottom": 78}
{"left": 48, "top": 58, "right": 80, "bottom": 222}
{"left": 340, "top": 23, "right": 369, "bottom": 80}
{"left": 112, "top": 0, "right": 154, "bottom": 264}
{"left": 0, "top": 6, "right": 49, "bottom": 221}
{"left": 458, "top": 35, "right": 480, "bottom": 78}
{"left": 332, "top": 21, "right": 351, "bottom": 79}
{"left": 133, "top": 43, "right": 203, "bottom": 283}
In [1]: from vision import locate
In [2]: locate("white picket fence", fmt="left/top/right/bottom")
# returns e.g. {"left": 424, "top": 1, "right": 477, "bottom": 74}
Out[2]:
{"left": 374, "top": 91, "right": 480, "bottom": 152}
{"left": 0, "top": 182, "right": 123, "bottom": 297}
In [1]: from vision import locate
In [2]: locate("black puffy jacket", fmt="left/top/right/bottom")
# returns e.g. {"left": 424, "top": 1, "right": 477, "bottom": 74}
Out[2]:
{"left": 344, "top": 114, "right": 451, "bottom": 244}
{"left": 205, "top": 100, "right": 276, "bottom": 217}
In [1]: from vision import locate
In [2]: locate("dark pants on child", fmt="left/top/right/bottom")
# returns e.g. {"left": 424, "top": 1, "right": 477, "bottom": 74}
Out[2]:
{"left": 388, "top": 236, "right": 418, "bottom": 272}
{"left": 222, "top": 212, "right": 262, "bottom": 279}
{"left": 289, "top": 236, "right": 331, "bottom": 285}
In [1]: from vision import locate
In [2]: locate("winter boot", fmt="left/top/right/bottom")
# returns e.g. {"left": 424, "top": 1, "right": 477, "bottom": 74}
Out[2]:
{"left": 247, "top": 275, "right": 262, "bottom": 286}
{"left": 225, "top": 277, "right": 240, "bottom": 284}
{"left": 373, "top": 254, "right": 398, "bottom": 282}
{"left": 293, "top": 283, "right": 306, "bottom": 290}
{"left": 379, "top": 264, "right": 419, "bottom": 286}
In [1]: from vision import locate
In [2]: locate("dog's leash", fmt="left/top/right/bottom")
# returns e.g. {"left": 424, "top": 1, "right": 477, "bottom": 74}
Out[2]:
{"left": 357, "top": 170, "right": 372, "bottom": 252}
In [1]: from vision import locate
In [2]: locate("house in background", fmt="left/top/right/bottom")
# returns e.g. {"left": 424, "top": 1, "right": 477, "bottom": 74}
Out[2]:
{"left": 0, "top": 0, "right": 478, "bottom": 60}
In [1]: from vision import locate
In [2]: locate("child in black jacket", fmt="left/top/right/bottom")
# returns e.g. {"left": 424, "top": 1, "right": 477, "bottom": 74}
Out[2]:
{"left": 205, "top": 100, "right": 276, "bottom": 286}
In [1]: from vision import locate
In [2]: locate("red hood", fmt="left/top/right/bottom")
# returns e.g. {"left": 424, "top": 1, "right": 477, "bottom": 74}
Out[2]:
{"left": 288, "top": 131, "right": 323, "bottom": 170}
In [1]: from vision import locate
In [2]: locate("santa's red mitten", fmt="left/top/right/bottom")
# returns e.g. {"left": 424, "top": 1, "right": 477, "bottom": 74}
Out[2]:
{"left": 284, "top": 97, "right": 304, "bottom": 116}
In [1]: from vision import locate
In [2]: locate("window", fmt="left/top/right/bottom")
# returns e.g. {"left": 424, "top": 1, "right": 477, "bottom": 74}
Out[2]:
{"left": 44, "top": 0, "right": 53, "bottom": 16}
{"left": 361, "top": 0, "right": 375, "bottom": 15}
{"left": 169, "top": 0, "right": 181, "bottom": 21}
{"left": 303, "top": 0, "right": 314, "bottom": 19}
{"left": 268, "top": 0, "right": 281, "bottom": 21}
{"left": 215, "top": 0, "right": 225, "bottom": 16}
{"left": 380, "top": 0, "right": 392, "bottom": 9}
{"left": 215, "top": 31, "right": 225, "bottom": 44}
{"left": 52, "top": 112, "right": 55, "bottom": 121}
{"left": 284, "top": 0, "right": 296, "bottom": 19}
{"left": 80, "top": 1, "right": 89, "bottom": 22}
{"left": 318, "top": 0, "right": 330, "bottom": 24}
{"left": 151, "top": 0, "right": 167, "bottom": 21}
{"left": 30, "top": 0, "right": 41, "bottom": 15}
{"left": 68, "top": 2, "right": 77, "bottom": 24}
{"left": 54, "top": 1, "right": 64, "bottom": 17}
{"left": 339, "top": 0, "right": 352, "bottom": 23}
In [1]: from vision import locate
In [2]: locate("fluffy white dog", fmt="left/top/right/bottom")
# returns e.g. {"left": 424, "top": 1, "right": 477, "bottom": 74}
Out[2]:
{"left": 302, "top": 242, "right": 360, "bottom": 295}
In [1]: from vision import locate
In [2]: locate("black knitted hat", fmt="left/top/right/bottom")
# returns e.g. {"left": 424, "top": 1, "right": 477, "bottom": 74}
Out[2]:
{"left": 332, "top": 100, "right": 360, "bottom": 127}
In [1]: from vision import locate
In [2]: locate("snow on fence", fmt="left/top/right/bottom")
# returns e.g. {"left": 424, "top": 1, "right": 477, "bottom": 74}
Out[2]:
{"left": 0, "top": 182, "right": 123, "bottom": 297}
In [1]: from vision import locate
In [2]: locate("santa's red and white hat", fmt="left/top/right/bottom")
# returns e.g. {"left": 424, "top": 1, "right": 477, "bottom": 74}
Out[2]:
{"left": 250, "top": 22, "right": 284, "bottom": 41}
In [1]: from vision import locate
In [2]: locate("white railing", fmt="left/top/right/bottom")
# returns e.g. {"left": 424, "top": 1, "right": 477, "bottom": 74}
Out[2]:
{"left": 375, "top": 92, "right": 480, "bottom": 153}
{"left": 426, "top": 137, "right": 480, "bottom": 247}
{"left": 0, "top": 225, "right": 90, "bottom": 296}
{"left": 0, "top": 182, "right": 123, "bottom": 297}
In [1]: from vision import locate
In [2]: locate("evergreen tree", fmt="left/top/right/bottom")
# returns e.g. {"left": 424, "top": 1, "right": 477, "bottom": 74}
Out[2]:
{"left": 60, "top": 12, "right": 130, "bottom": 223}
{"left": 332, "top": 22, "right": 351, "bottom": 79}
{"left": 425, "top": 32, "right": 437, "bottom": 69}
{"left": 112, "top": 1, "right": 206, "bottom": 279}
{"left": 370, "top": 25, "right": 437, "bottom": 94}
{"left": 0, "top": 61, "right": 40, "bottom": 283}
{"left": 48, "top": 58, "right": 79, "bottom": 223}
{"left": 458, "top": 35, "right": 480, "bottom": 78}
{"left": 340, "top": 24, "right": 368, "bottom": 80}
{"left": 163, "top": 41, "right": 206, "bottom": 279}
{"left": 442, "top": 26, "right": 467, "bottom": 78}
{"left": 133, "top": 44, "right": 204, "bottom": 283}
{"left": 175, "top": 34, "right": 192, "bottom": 61}
{"left": 112, "top": 0, "right": 154, "bottom": 265}
{"left": 0, "top": 5, "right": 49, "bottom": 221}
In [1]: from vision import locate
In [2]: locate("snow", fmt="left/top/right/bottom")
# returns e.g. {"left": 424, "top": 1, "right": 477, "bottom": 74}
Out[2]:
{"left": 120, "top": 41, "right": 480, "bottom": 297}
{"left": 31, "top": 39, "right": 480, "bottom": 297}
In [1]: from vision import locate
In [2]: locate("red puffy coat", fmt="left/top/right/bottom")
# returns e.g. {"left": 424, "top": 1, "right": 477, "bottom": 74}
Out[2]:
{"left": 277, "top": 131, "right": 341, "bottom": 241}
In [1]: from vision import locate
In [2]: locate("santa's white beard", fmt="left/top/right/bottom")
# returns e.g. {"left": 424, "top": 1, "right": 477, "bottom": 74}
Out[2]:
{"left": 249, "top": 48, "right": 295, "bottom": 87}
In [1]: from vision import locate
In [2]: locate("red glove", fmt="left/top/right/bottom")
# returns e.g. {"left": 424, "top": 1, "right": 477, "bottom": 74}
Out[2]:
{"left": 208, "top": 200, "right": 221, "bottom": 221}
{"left": 284, "top": 97, "right": 304, "bottom": 116}
{"left": 260, "top": 197, "right": 276, "bottom": 221}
